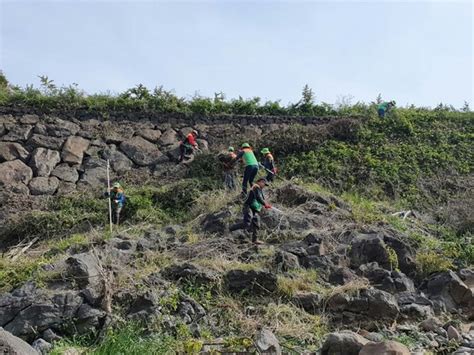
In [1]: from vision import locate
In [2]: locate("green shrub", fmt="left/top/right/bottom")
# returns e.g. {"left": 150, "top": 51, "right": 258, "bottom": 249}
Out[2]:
{"left": 416, "top": 251, "right": 453, "bottom": 277}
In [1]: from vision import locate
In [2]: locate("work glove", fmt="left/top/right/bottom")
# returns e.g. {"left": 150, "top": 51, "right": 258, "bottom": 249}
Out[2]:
{"left": 264, "top": 203, "right": 272, "bottom": 209}
{"left": 272, "top": 168, "right": 278, "bottom": 174}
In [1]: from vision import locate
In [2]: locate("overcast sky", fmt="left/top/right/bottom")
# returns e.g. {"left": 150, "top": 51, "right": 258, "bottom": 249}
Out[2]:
{"left": 0, "top": 0, "right": 472, "bottom": 107}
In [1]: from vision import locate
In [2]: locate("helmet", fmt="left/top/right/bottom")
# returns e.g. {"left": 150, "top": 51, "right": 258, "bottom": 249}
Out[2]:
{"left": 241, "top": 143, "right": 251, "bottom": 148}
{"left": 192, "top": 130, "right": 198, "bottom": 136}
{"left": 228, "top": 146, "right": 235, "bottom": 152}
{"left": 261, "top": 148, "right": 270, "bottom": 154}
{"left": 112, "top": 182, "right": 121, "bottom": 189}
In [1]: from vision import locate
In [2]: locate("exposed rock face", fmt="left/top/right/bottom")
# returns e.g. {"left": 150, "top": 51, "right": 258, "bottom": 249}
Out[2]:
{"left": 0, "top": 142, "right": 29, "bottom": 162}
{"left": 29, "top": 148, "right": 61, "bottom": 176}
{"left": 321, "top": 331, "right": 369, "bottom": 355}
{"left": 66, "top": 252, "right": 104, "bottom": 306}
{"left": 100, "top": 145, "right": 133, "bottom": 172}
{"left": 120, "top": 136, "right": 165, "bottom": 166}
{"left": 62, "top": 136, "right": 90, "bottom": 164}
{"left": 139, "top": 129, "right": 162, "bottom": 142}
{"left": 0, "top": 328, "right": 38, "bottom": 355}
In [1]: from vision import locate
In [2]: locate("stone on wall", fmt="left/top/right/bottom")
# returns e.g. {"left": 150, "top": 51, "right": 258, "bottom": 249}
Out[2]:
{"left": 2, "top": 125, "right": 33, "bottom": 142}
{"left": 77, "top": 167, "right": 107, "bottom": 188}
{"left": 101, "top": 145, "right": 133, "bottom": 172}
{"left": 29, "top": 148, "right": 61, "bottom": 177}
{"left": 0, "top": 160, "right": 33, "bottom": 186}
{"left": 29, "top": 176, "right": 60, "bottom": 195}
{"left": 120, "top": 136, "right": 166, "bottom": 166}
{"left": 0, "top": 142, "right": 29, "bottom": 162}
{"left": 139, "top": 129, "right": 162, "bottom": 143}
{"left": 35, "top": 118, "right": 80, "bottom": 137}
{"left": 62, "top": 136, "right": 90, "bottom": 165}
{"left": 27, "top": 134, "right": 65, "bottom": 150}
{"left": 158, "top": 129, "right": 178, "bottom": 146}
{"left": 51, "top": 163, "right": 79, "bottom": 183}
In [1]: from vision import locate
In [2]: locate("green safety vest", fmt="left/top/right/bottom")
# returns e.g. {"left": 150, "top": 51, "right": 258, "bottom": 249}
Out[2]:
{"left": 242, "top": 148, "right": 258, "bottom": 166}
{"left": 250, "top": 199, "right": 263, "bottom": 212}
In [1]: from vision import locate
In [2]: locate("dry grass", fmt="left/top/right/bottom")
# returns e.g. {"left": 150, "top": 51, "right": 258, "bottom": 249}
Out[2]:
{"left": 324, "top": 278, "right": 370, "bottom": 304}
{"left": 277, "top": 269, "right": 323, "bottom": 298}
{"left": 194, "top": 255, "right": 264, "bottom": 273}
{"left": 190, "top": 189, "right": 238, "bottom": 217}
{"left": 262, "top": 302, "right": 328, "bottom": 345}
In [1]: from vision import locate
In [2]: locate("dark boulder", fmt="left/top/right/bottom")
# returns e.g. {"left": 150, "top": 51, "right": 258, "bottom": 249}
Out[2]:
{"left": 349, "top": 233, "right": 391, "bottom": 270}
{"left": 327, "top": 288, "right": 399, "bottom": 324}
{"left": 201, "top": 210, "right": 232, "bottom": 234}
{"left": 224, "top": 269, "right": 277, "bottom": 295}
{"left": 161, "top": 263, "right": 218, "bottom": 285}
{"left": 274, "top": 250, "right": 300, "bottom": 272}
{"left": 0, "top": 328, "right": 38, "bottom": 355}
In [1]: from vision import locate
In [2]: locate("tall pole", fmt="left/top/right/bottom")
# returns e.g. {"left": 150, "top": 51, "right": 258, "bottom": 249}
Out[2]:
{"left": 106, "top": 160, "right": 113, "bottom": 233}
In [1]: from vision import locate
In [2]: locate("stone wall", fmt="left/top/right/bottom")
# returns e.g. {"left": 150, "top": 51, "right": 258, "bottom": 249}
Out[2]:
{"left": 0, "top": 112, "right": 338, "bottom": 197}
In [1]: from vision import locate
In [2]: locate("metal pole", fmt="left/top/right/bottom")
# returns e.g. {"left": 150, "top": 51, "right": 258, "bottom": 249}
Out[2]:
{"left": 106, "top": 160, "right": 113, "bottom": 233}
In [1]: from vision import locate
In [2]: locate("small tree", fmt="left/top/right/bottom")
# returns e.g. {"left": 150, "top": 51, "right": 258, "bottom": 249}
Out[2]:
{"left": 38, "top": 75, "right": 57, "bottom": 94}
{"left": 301, "top": 84, "right": 315, "bottom": 105}
{"left": 375, "top": 93, "right": 382, "bottom": 104}
{"left": 461, "top": 101, "right": 470, "bottom": 112}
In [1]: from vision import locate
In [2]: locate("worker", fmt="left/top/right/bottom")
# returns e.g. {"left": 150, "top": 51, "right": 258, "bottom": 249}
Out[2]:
{"left": 178, "top": 130, "right": 199, "bottom": 163}
{"left": 106, "top": 182, "right": 126, "bottom": 225}
{"left": 233, "top": 143, "right": 259, "bottom": 196}
{"left": 377, "top": 101, "right": 396, "bottom": 118}
{"left": 229, "top": 178, "right": 272, "bottom": 244}
{"left": 260, "top": 148, "right": 277, "bottom": 183}
{"left": 220, "top": 146, "right": 237, "bottom": 190}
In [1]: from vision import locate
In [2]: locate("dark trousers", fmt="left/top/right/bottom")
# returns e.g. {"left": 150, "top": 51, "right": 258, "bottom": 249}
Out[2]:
{"left": 229, "top": 206, "right": 260, "bottom": 242}
{"left": 378, "top": 108, "right": 386, "bottom": 118}
{"left": 179, "top": 144, "right": 193, "bottom": 162}
{"left": 242, "top": 165, "right": 258, "bottom": 193}
{"left": 266, "top": 171, "right": 275, "bottom": 183}
{"left": 224, "top": 171, "right": 236, "bottom": 190}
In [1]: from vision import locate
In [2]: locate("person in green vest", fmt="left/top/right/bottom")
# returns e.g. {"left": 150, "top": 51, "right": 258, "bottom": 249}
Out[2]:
{"left": 229, "top": 177, "right": 272, "bottom": 244}
{"left": 233, "top": 143, "right": 259, "bottom": 195}
{"left": 377, "top": 101, "right": 396, "bottom": 118}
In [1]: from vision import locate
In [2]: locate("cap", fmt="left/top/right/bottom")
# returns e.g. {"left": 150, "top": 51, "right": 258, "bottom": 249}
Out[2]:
{"left": 261, "top": 148, "right": 270, "bottom": 154}
{"left": 112, "top": 182, "right": 121, "bottom": 188}
{"left": 228, "top": 146, "right": 235, "bottom": 152}
{"left": 241, "top": 143, "right": 251, "bottom": 148}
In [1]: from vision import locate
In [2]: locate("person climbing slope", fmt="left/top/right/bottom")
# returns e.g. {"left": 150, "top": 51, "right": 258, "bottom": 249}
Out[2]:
{"left": 233, "top": 143, "right": 259, "bottom": 195}
{"left": 260, "top": 148, "right": 277, "bottom": 183}
{"left": 219, "top": 146, "right": 237, "bottom": 190}
{"left": 178, "top": 130, "right": 199, "bottom": 163}
{"left": 229, "top": 178, "right": 272, "bottom": 244}
{"left": 105, "top": 182, "right": 126, "bottom": 225}
{"left": 377, "top": 101, "right": 396, "bottom": 118}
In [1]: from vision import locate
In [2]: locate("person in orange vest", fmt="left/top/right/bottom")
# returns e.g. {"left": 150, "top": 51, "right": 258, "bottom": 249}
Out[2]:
{"left": 233, "top": 143, "right": 259, "bottom": 195}
{"left": 221, "top": 146, "right": 237, "bottom": 190}
{"left": 260, "top": 148, "right": 277, "bottom": 183}
{"left": 178, "top": 130, "right": 199, "bottom": 163}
